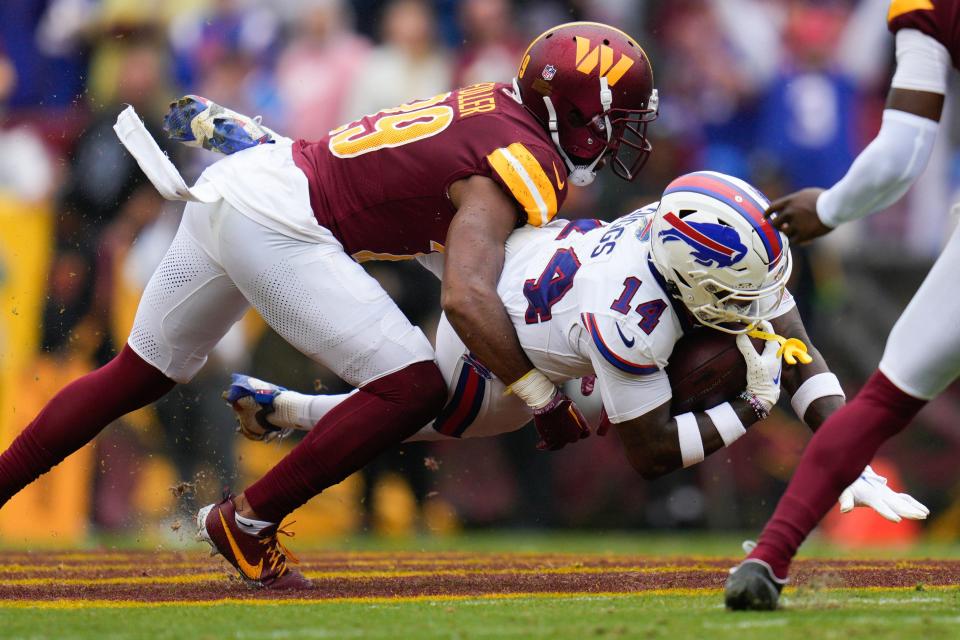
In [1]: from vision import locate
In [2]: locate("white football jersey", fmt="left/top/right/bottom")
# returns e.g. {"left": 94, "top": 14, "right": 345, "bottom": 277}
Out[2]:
{"left": 496, "top": 205, "right": 795, "bottom": 424}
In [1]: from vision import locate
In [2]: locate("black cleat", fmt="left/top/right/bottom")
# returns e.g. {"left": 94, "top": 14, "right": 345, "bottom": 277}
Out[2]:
{"left": 724, "top": 559, "right": 787, "bottom": 611}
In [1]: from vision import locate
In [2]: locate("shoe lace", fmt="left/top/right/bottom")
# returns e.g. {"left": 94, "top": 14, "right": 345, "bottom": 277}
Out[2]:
{"left": 259, "top": 520, "right": 299, "bottom": 576}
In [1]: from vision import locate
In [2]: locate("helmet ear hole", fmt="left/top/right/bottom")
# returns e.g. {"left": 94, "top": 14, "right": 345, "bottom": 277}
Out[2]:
{"left": 567, "top": 108, "right": 586, "bottom": 128}
{"left": 677, "top": 209, "right": 696, "bottom": 219}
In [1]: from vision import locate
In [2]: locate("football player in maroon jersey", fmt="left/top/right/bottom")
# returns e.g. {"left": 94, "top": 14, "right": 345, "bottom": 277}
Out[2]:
{"left": 726, "top": 0, "right": 958, "bottom": 610}
{"left": 0, "top": 22, "right": 658, "bottom": 588}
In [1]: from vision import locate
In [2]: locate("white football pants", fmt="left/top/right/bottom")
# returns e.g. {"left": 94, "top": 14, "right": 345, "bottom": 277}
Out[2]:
{"left": 879, "top": 221, "right": 960, "bottom": 399}
{"left": 127, "top": 199, "right": 435, "bottom": 386}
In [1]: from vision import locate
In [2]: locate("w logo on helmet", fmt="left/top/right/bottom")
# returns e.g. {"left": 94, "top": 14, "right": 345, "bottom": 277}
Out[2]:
{"left": 574, "top": 36, "right": 634, "bottom": 86}
{"left": 659, "top": 212, "right": 748, "bottom": 269}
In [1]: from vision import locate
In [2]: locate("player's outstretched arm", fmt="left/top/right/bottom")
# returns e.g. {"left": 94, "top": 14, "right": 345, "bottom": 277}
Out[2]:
{"left": 765, "top": 29, "right": 947, "bottom": 244}
{"left": 444, "top": 176, "right": 589, "bottom": 451}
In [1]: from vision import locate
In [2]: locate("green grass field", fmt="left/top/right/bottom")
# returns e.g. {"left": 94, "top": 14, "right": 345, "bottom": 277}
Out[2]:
{"left": 5, "top": 590, "right": 960, "bottom": 640}
{"left": 1, "top": 532, "right": 958, "bottom": 640}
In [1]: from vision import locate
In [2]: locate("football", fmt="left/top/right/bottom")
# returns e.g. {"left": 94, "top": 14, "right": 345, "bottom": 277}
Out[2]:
{"left": 666, "top": 330, "right": 760, "bottom": 414}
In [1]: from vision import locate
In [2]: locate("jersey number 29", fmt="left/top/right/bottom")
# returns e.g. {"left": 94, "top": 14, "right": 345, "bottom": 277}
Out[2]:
{"left": 328, "top": 93, "right": 454, "bottom": 158}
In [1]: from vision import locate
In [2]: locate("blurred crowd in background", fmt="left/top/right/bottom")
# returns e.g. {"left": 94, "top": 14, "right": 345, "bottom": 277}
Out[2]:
{"left": 1, "top": 0, "right": 959, "bottom": 545}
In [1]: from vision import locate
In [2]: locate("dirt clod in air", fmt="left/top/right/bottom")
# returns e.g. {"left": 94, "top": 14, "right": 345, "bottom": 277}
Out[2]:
{"left": 169, "top": 481, "right": 196, "bottom": 498}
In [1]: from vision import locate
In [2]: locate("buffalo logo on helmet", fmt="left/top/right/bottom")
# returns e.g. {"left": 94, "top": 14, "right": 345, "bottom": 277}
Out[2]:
{"left": 541, "top": 64, "right": 557, "bottom": 81}
{"left": 659, "top": 211, "right": 748, "bottom": 269}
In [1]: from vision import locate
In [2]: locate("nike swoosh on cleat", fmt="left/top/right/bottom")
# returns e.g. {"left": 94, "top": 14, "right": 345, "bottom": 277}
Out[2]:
{"left": 615, "top": 323, "right": 636, "bottom": 348}
{"left": 218, "top": 510, "right": 264, "bottom": 580}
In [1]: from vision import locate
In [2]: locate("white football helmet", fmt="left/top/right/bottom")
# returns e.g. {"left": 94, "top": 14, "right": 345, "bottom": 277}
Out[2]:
{"left": 647, "top": 171, "right": 792, "bottom": 334}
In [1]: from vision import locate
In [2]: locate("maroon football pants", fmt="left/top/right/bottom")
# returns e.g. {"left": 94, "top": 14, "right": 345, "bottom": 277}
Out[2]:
{"left": 748, "top": 370, "right": 926, "bottom": 579}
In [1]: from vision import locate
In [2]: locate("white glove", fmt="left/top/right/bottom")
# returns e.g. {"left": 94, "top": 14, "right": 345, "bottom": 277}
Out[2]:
{"left": 839, "top": 465, "right": 930, "bottom": 522}
{"left": 736, "top": 321, "right": 782, "bottom": 412}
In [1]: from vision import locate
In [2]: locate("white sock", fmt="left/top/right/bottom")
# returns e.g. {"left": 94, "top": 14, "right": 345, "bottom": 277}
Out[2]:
{"left": 235, "top": 512, "right": 274, "bottom": 536}
{"left": 274, "top": 389, "right": 359, "bottom": 430}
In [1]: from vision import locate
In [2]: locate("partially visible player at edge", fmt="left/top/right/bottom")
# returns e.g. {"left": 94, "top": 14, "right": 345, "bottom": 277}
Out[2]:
{"left": 0, "top": 22, "right": 657, "bottom": 589}
{"left": 726, "top": 0, "right": 959, "bottom": 611}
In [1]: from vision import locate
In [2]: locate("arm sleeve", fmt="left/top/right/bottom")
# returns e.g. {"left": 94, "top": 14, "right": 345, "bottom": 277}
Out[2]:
{"left": 890, "top": 29, "right": 951, "bottom": 94}
{"left": 485, "top": 143, "right": 565, "bottom": 227}
{"left": 816, "top": 28, "right": 948, "bottom": 228}
{"left": 816, "top": 109, "right": 940, "bottom": 227}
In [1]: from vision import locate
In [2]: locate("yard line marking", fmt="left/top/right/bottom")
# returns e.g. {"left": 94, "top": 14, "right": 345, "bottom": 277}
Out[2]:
{"left": 0, "top": 564, "right": 731, "bottom": 586}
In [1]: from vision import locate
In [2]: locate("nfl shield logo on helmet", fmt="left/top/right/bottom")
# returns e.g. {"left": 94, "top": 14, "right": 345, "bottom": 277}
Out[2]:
{"left": 541, "top": 64, "right": 557, "bottom": 81}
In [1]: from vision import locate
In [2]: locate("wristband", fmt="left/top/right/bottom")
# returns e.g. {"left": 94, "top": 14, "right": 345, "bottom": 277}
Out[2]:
{"left": 790, "top": 372, "right": 845, "bottom": 424}
{"left": 676, "top": 412, "right": 704, "bottom": 468}
{"left": 507, "top": 369, "right": 557, "bottom": 410}
{"left": 705, "top": 402, "right": 746, "bottom": 446}
{"left": 739, "top": 391, "right": 770, "bottom": 421}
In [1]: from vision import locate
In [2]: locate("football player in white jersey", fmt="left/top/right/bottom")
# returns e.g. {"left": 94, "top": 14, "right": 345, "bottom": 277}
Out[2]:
{"left": 227, "top": 171, "right": 926, "bottom": 520}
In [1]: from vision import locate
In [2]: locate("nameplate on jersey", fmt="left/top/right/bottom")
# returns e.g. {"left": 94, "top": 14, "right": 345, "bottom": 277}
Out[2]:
{"left": 587, "top": 209, "right": 651, "bottom": 264}
{"left": 457, "top": 83, "right": 498, "bottom": 119}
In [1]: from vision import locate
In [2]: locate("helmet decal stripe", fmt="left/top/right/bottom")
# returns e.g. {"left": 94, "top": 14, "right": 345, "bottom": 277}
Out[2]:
{"left": 663, "top": 173, "right": 782, "bottom": 264}
{"left": 581, "top": 312, "right": 659, "bottom": 375}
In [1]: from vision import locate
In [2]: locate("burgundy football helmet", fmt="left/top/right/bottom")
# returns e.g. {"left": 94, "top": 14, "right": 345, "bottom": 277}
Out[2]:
{"left": 514, "top": 22, "right": 658, "bottom": 185}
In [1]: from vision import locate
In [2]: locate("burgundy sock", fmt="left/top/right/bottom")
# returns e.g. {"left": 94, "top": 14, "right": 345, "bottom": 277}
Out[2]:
{"left": 244, "top": 360, "right": 446, "bottom": 523}
{"left": 0, "top": 345, "right": 175, "bottom": 506}
{"left": 749, "top": 370, "right": 926, "bottom": 578}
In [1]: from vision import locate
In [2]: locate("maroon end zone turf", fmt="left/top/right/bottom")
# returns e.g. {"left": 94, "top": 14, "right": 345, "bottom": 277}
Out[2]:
{"left": 0, "top": 551, "right": 957, "bottom": 603}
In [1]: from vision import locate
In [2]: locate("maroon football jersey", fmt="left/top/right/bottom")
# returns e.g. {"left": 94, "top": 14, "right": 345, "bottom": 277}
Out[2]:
{"left": 291, "top": 82, "right": 568, "bottom": 262}
{"left": 888, "top": 0, "right": 960, "bottom": 69}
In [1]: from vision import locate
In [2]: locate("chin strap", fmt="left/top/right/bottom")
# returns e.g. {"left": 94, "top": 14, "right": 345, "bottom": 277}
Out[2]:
{"left": 539, "top": 76, "right": 613, "bottom": 187}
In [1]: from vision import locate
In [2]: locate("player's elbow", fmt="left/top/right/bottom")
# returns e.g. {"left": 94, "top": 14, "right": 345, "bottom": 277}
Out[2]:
{"left": 625, "top": 442, "right": 680, "bottom": 480}
{"left": 441, "top": 281, "right": 493, "bottom": 320}
{"left": 871, "top": 155, "right": 922, "bottom": 195}
{"left": 440, "top": 287, "right": 468, "bottom": 317}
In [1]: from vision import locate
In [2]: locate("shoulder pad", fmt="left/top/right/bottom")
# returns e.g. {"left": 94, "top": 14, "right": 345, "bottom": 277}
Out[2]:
{"left": 487, "top": 143, "right": 567, "bottom": 227}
